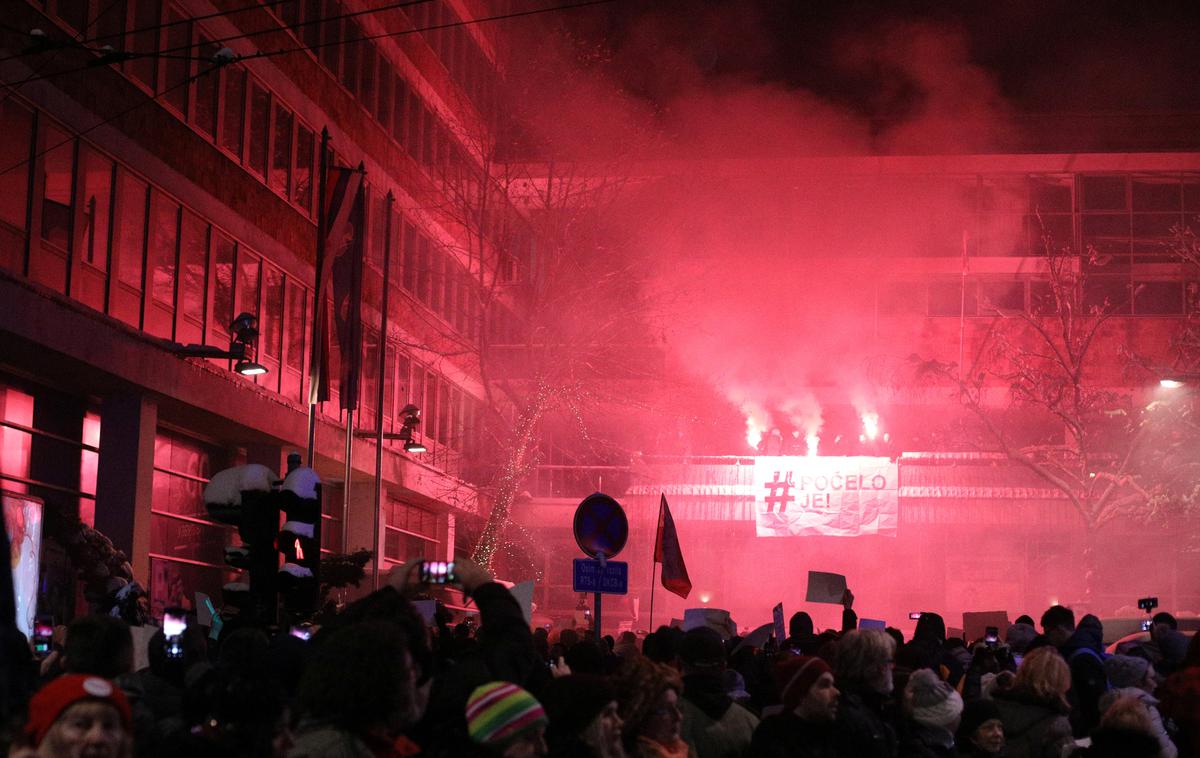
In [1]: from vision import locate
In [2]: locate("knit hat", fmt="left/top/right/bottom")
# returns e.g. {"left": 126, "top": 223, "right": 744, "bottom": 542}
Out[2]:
{"left": 1005, "top": 622, "right": 1037, "bottom": 654}
{"left": 1104, "top": 654, "right": 1151, "bottom": 689}
{"left": 542, "top": 674, "right": 617, "bottom": 748}
{"left": 773, "top": 654, "right": 832, "bottom": 713}
{"left": 905, "top": 668, "right": 963, "bottom": 730}
{"left": 956, "top": 697, "right": 1002, "bottom": 742}
{"left": 23, "top": 674, "right": 132, "bottom": 746}
{"left": 466, "top": 681, "right": 548, "bottom": 747}
{"left": 680, "top": 627, "right": 726, "bottom": 667}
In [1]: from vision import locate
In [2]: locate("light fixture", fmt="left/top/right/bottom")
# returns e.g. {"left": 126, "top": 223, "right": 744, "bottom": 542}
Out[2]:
{"left": 234, "top": 360, "right": 268, "bottom": 376}
{"left": 353, "top": 404, "right": 426, "bottom": 454}
{"left": 168, "top": 313, "right": 269, "bottom": 378}
{"left": 1160, "top": 378, "right": 1185, "bottom": 389}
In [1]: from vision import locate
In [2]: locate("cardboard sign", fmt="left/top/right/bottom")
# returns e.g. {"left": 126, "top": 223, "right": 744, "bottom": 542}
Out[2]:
{"left": 736, "top": 622, "right": 774, "bottom": 652}
{"left": 963, "top": 611, "right": 1009, "bottom": 645}
{"left": 683, "top": 608, "right": 736, "bottom": 640}
{"left": 859, "top": 618, "right": 887, "bottom": 630}
{"left": 509, "top": 581, "right": 535, "bottom": 624}
{"left": 805, "top": 571, "right": 848, "bottom": 604}
{"left": 772, "top": 603, "right": 786, "bottom": 643}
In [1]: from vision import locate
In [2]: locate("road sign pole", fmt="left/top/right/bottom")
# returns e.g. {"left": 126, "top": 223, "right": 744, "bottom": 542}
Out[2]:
{"left": 594, "top": 591, "right": 602, "bottom": 643}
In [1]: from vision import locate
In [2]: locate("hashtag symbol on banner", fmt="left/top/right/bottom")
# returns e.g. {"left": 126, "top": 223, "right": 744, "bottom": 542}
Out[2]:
{"left": 764, "top": 471, "right": 794, "bottom": 513}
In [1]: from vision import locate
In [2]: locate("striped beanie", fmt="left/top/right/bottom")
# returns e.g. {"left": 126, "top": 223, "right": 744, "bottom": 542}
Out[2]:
{"left": 466, "top": 681, "right": 548, "bottom": 746}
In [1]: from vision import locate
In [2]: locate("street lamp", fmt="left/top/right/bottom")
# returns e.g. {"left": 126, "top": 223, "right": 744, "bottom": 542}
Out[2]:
{"left": 169, "top": 313, "right": 267, "bottom": 377}
{"left": 354, "top": 404, "right": 427, "bottom": 454}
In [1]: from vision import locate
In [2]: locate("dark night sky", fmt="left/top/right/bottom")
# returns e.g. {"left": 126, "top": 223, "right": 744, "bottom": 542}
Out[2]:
{"left": 562, "top": 0, "right": 1200, "bottom": 120}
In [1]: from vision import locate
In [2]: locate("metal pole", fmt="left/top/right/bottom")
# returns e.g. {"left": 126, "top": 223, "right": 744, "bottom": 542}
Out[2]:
{"left": 306, "top": 128, "right": 331, "bottom": 469}
{"left": 371, "top": 193, "right": 394, "bottom": 590}
{"left": 343, "top": 407, "right": 353, "bottom": 554}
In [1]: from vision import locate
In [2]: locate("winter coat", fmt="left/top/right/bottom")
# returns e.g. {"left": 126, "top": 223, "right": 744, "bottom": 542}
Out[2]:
{"left": 833, "top": 689, "right": 899, "bottom": 758}
{"left": 1097, "top": 686, "right": 1177, "bottom": 758}
{"left": 680, "top": 672, "right": 760, "bottom": 758}
{"left": 748, "top": 712, "right": 837, "bottom": 758}
{"left": 992, "top": 689, "right": 1073, "bottom": 758}
{"left": 899, "top": 723, "right": 957, "bottom": 758}
{"left": 1059, "top": 615, "right": 1108, "bottom": 738}
{"left": 1073, "top": 725, "right": 1160, "bottom": 757}
{"left": 1157, "top": 665, "right": 1200, "bottom": 758}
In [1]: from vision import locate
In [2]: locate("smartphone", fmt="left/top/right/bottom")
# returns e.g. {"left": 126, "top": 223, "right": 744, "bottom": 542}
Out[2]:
{"left": 985, "top": 626, "right": 999, "bottom": 645}
{"left": 1137, "top": 596, "right": 1159, "bottom": 612}
{"left": 290, "top": 624, "right": 313, "bottom": 641}
{"left": 163, "top": 608, "right": 186, "bottom": 659}
{"left": 1141, "top": 619, "right": 1153, "bottom": 632}
{"left": 909, "top": 612, "right": 922, "bottom": 620}
{"left": 420, "top": 560, "right": 456, "bottom": 584}
{"left": 32, "top": 615, "right": 53, "bottom": 659}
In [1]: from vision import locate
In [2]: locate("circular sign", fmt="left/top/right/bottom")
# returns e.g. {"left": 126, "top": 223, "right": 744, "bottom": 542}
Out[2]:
{"left": 573, "top": 492, "right": 628, "bottom": 559}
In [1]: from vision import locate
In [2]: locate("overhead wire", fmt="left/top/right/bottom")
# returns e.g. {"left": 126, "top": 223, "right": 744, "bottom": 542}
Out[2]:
{"left": 0, "top": 0, "right": 612, "bottom": 89}
{"left": 0, "top": 0, "right": 128, "bottom": 107}
{"left": 0, "top": 62, "right": 220, "bottom": 179}
{"left": 0, "top": 0, "right": 433, "bottom": 88}
{"left": 0, "top": 0, "right": 299, "bottom": 64}
{"left": 0, "top": 0, "right": 617, "bottom": 179}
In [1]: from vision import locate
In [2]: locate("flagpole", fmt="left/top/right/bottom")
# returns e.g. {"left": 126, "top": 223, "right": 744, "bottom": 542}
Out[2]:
{"left": 649, "top": 494, "right": 661, "bottom": 631}
{"left": 306, "top": 128, "right": 331, "bottom": 469}
{"left": 371, "top": 192, "right": 394, "bottom": 590}
{"left": 648, "top": 561, "right": 657, "bottom": 632}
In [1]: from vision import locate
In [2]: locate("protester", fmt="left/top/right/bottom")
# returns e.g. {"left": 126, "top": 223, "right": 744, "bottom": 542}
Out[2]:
{"left": 832, "top": 627, "right": 899, "bottom": 758}
{"left": 1149, "top": 613, "right": 1191, "bottom": 676}
{"left": 954, "top": 698, "right": 1004, "bottom": 757}
{"left": 9, "top": 674, "right": 133, "bottom": 758}
{"left": 465, "top": 681, "right": 549, "bottom": 758}
{"left": 900, "top": 668, "right": 963, "bottom": 758}
{"left": 1156, "top": 632, "right": 1200, "bottom": 757}
{"left": 991, "top": 646, "right": 1073, "bottom": 758}
{"left": 1057, "top": 613, "right": 1107, "bottom": 738}
{"left": 289, "top": 620, "right": 423, "bottom": 757}
{"left": 676, "top": 626, "right": 759, "bottom": 758}
{"left": 1098, "top": 654, "right": 1175, "bottom": 758}
{"left": 542, "top": 673, "right": 626, "bottom": 758}
{"left": 749, "top": 654, "right": 839, "bottom": 757}
{"left": 614, "top": 656, "right": 689, "bottom": 758}
{"left": 1077, "top": 695, "right": 1161, "bottom": 757}
{"left": 784, "top": 612, "right": 817, "bottom": 654}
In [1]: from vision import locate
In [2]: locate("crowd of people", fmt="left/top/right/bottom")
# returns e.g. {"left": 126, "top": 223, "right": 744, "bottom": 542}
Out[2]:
{"left": 2, "top": 559, "right": 1199, "bottom": 758}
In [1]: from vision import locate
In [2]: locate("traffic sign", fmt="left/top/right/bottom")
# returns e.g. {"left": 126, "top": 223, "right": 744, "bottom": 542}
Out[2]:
{"left": 573, "top": 559, "right": 628, "bottom": 595}
{"left": 573, "top": 492, "right": 628, "bottom": 559}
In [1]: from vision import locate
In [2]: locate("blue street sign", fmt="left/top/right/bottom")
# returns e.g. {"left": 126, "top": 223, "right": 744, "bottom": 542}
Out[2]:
{"left": 572, "top": 559, "right": 628, "bottom": 595}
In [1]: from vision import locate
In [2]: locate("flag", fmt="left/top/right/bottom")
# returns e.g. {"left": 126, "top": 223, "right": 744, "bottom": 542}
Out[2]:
{"left": 654, "top": 494, "right": 691, "bottom": 599}
{"left": 309, "top": 161, "right": 365, "bottom": 409}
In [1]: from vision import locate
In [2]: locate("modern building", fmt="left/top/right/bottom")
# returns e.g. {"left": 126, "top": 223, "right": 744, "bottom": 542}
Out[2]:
{"left": 0, "top": 0, "right": 524, "bottom": 621}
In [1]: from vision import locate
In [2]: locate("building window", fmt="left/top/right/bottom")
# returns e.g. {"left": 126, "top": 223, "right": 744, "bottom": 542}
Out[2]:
{"left": 40, "top": 126, "right": 74, "bottom": 252}
{"left": 149, "top": 430, "right": 233, "bottom": 619}
{"left": 0, "top": 101, "right": 33, "bottom": 252}
{"left": 219, "top": 67, "right": 246, "bottom": 158}
{"left": 210, "top": 232, "right": 236, "bottom": 340}
{"left": 178, "top": 210, "right": 209, "bottom": 334}
{"left": 77, "top": 147, "right": 113, "bottom": 269}
{"left": 247, "top": 82, "right": 270, "bottom": 178}
{"left": 114, "top": 171, "right": 148, "bottom": 293}
{"left": 270, "top": 104, "right": 293, "bottom": 198}
{"left": 383, "top": 500, "right": 439, "bottom": 565}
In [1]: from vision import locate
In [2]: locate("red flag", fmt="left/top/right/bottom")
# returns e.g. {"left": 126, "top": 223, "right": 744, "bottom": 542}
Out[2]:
{"left": 654, "top": 494, "right": 691, "bottom": 599}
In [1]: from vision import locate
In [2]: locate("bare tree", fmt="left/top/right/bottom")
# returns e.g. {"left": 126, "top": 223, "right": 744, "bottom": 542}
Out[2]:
{"left": 911, "top": 231, "right": 1200, "bottom": 603}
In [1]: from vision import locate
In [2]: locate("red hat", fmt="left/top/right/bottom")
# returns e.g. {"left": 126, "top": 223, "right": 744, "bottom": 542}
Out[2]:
{"left": 23, "top": 675, "right": 132, "bottom": 746}
{"left": 773, "top": 655, "right": 832, "bottom": 713}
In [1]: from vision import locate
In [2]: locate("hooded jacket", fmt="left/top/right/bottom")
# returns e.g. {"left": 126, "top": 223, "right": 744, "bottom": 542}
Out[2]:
{"left": 991, "top": 688, "right": 1073, "bottom": 758}
{"left": 1058, "top": 614, "right": 1107, "bottom": 737}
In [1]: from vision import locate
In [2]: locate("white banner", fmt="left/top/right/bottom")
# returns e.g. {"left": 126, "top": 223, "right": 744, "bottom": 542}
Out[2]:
{"left": 753, "top": 456, "right": 898, "bottom": 537}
